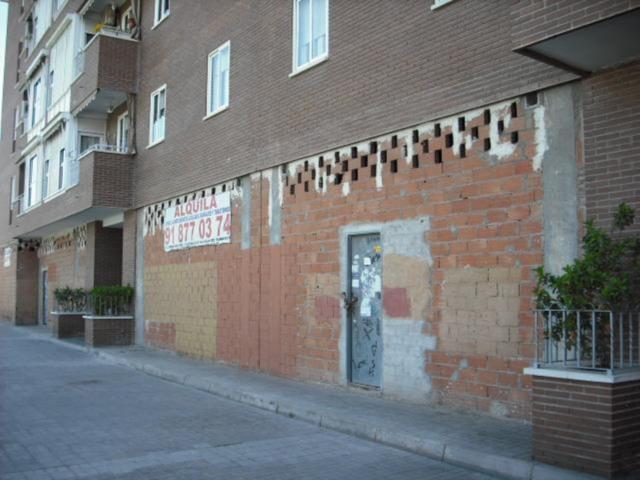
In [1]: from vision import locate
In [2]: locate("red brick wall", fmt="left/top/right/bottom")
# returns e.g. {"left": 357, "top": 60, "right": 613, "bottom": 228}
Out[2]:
{"left": 142, "top": 96, "right": 544, "bottom": 417}
{"left": 0, "top": 244, "right": 18, "bottom": 321}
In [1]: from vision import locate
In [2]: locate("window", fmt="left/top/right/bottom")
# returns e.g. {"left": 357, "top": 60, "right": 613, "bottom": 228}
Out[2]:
{"left": 42, "top": 159, "right": 50, "bottom": 198}
{"left": 10, "top": 176, "right": 17, "bottom": 203}
{"left": 293, "top": 0, "right": 328, "bottom": 72}
{"left": 27, "top": 155, "right": 37, "bottom": 208}
{"left": 154, "top": 0, "right": 170, "bottom": 26}
{"left": 31, "top": 79, "right": 41, "bottom": 127}
{"left": 58, "top": 149, "right": 65, "bottom": 190}
{"left": 80, "top": 134, "right": 100, "bottom": 154}
{"left": 149, "top": 85, "right": 166, "bottom": 146}
{"left": 206, "top": 42, "right": 230, "bottom": 118}
{"left": 46, "top": 70, "right": 54, "bottom": 109}
{"left": 117, "top": 112, "right": 129, "bottom": 151}
{"left": 121, "top": 6, "right": 133, "bottom": 32}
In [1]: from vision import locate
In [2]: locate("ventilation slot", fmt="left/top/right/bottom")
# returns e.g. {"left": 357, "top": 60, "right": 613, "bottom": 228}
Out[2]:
{"left": 351, "top": 169, "right": 358, "bottom": 182}
{"left": 483, "top": 109, "right": 491, "bottom": 125}
{"left": 390, "top": 160, "right": 398, "bottom": 173}
{"left": 445, "top": 133, "right": 453, "bottom": 148}
{"left": 458, "top": 117, "right": 465, "bottom": 131}
{"left": 412, "top": 130, "right": 419, "bottom": 144}
{"left": 361, "top": 155, "right": 368, "bottom": 168}
{"left": 434, "top": 150, "right": 442, "bottom": 164}
{"left": 484, "top": 138, "right": 491, "bottom": 151}
{"left": 412, "top": 154, "right": 419, "bottom": 168}
{"left": 434, "top": 123, "right": 441, "bottom": 137}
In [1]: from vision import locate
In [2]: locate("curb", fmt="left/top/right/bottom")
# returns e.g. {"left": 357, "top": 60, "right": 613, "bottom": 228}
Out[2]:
{"left": 13, "top": 326, "right": 600, "bottom": 480}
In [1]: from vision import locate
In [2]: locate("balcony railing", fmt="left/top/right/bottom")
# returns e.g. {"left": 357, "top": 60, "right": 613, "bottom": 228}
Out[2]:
{"left": 54, "top": 291, "right": 133, "bottom": 316}
{"left": 11, "top": 194, "right": 25, "bottom": 216}
{"left": 79, "top": 144, "right": 129, "bottom": 159}
{"left": 534, "top": 309, "right": 640, "bottom": 374}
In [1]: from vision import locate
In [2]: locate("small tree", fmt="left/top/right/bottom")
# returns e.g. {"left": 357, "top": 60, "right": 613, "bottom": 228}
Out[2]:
{"left": 534, "top": 203, "right": 640, "bottom": 367}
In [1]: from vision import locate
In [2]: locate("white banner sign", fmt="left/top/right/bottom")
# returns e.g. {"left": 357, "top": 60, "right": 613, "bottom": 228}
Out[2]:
{"left": 3, "top": 247, "right": 11, "bottom": 267}
{"left": 163, "top": 192, "right": 231, "bottom": 252}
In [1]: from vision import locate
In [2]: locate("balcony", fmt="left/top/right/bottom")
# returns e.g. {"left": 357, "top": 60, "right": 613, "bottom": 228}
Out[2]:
{"left": 71, "top": 32, "right": 138, "bottom": 115}
{"left": 512, "top": 3, "right": 640, "bottom": 75}
{"left": 12, "top": 148, "right": 132, "bottom": 239}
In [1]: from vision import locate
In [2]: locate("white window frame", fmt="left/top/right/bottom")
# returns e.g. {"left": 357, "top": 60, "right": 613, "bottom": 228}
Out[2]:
{"left": 42, "top": 158, "right": 50, "bottom": 198}
{"left": 26, "top": 154, "right": 38, "bottom": 208}
{"left": 205, "top": 41, "right": 230, "bottom": 120}
{"left": 291, "top": 0, "right": 329, "bottom": 75}
{"left": 153, "top": 0, "right": 170, "bottom": 28}
{"left": 121, "top": 6, "right": 133, "bottom": 32}
{"left": 116, "top": 111, "right": 129, "bottom": 151}
{"left": 58, "top": 148, "right": 65, "bottom": 190}
{"left": 31, "top": 78, "right": 41, "bottom": 128}
{"left": 78, "top": 132, "right": 103, "bottom": 156}
{"left": 148, "top": 84, "right": 167, "bottom": 148}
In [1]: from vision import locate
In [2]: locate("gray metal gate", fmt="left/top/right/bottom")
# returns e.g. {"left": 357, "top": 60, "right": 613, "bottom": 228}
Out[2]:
{"left": 347, "top": 233, "right": 382, "bottom": 388}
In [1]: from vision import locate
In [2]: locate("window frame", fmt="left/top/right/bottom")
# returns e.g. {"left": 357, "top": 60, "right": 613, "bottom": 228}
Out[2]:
{"left": 26, "top": 154, "right": 38, "bottom": 208}
{"left": 121, "top": 6, "right": 133, "bottom": 32}
{"left": 291, "top": 0, "right": 329, "bottom": 75}
{"left": 205, "top": 41, "right": 231, "bottom": 120}
{"left": 31, "top": 78, "right": 41, "bottom": 128}
{"left": 42, "top": 158, "right": 50, "bottom": 198}
{"left": 58, "top": 148, "right": 65, "bottom": 190}
{"left": 148, "top": 84, "right": 167, "bottom": 148}
{"left": 117, "top": 111, "right": 130, "bottom": 151}
{"left": 152, "top": 0, "right": 170, "bottom": 28}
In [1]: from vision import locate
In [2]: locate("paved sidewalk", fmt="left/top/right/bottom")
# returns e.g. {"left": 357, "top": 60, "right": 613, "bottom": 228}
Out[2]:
{"left": 12, "top": 323, "right": 598, "bottom": 480}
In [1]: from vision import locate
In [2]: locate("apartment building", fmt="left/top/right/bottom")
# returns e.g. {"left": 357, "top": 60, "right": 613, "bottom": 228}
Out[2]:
{"left": 1, "top": 1, "right": 639, "bottom": 476}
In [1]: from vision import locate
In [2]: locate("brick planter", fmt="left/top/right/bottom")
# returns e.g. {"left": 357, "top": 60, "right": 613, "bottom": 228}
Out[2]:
{"left": 50, "top": 313, "right": 85, "bottom": 338}
{"left": 527, "top": 369, "right": 640, "bottom": 479}
{"left": 83, "top": 316, "right": 134, "bottom": 347}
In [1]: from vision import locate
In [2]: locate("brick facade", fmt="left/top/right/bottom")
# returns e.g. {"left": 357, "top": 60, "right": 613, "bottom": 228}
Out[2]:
{"left": 141, "top": 96, "right": 543, "bottom": 417}
{"left": 532, "top": 375, "right": 640, "bottom": 479}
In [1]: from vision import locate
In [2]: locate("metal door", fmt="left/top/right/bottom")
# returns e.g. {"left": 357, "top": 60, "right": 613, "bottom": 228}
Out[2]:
{"left": 41, "top": 270, "right": 48, "bottom": 326}
{"left": 347, "top": 234, "right": 383, "bottom": 388}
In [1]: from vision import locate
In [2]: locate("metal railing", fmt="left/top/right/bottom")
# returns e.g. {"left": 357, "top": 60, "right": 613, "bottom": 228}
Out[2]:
{"left": 79, "top": 143, "right": 129, "bottom": 158}
{"left": 54, "top": 292, "right": 133, "bottom": 317}
{"left": 12, "top": 194, "right": 25, "bottom": 216}
{"left": 74, "top": 50, "right": 85, "bottom": 78}
{"left": 534, "top": 309, "right": 640, "bottom": 374}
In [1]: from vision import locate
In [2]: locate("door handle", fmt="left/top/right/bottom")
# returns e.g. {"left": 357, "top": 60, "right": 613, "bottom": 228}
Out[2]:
{"left": 341, "top": 291, "right": 358, "bottom": 314}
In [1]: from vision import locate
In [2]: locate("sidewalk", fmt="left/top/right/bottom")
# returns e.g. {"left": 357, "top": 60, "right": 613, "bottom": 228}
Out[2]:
{"left": 12, "top": 323, "right": 597, "bottom": 480}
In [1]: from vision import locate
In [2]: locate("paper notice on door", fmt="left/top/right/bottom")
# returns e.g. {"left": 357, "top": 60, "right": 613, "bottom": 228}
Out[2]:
{"left": 351, "top": 278, "right": 360, "bottom": 288}
{"left": 360, "top": 297, "right": 371, "bottom": 317}
{"left": 363, "top": 257, "right": 371, "bottom": 266}
{"left": 373, "top": 275, "right": 382, "bottom": 293}
{"left": 352, "top": 264, "right": 359, "bottom": 274}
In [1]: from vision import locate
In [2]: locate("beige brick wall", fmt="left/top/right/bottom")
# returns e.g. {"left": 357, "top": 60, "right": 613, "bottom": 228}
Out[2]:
{"left": 144, "top": 261, "right": 217, "bottom": 359}
{"left": 439, "top": 267, "right": 522, "bottom": 358}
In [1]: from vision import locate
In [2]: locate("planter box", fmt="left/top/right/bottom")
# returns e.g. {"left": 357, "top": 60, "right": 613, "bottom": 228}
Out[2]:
{"left": 84, "top": 315, "right": 134, "bottom": 347}
{"left": 50, "top": 312, "right": 85, "bottom": 338}
{"left": 526, "top": 368, "right": 640, "bottom": 479}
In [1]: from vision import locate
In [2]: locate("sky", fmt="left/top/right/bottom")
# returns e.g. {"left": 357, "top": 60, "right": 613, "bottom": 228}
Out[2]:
{"left": 0, "top": 2, "right": 7, "bottom": 138}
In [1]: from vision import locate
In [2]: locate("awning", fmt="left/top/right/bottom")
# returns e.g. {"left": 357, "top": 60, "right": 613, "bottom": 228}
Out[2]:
{"left": 515, "top": 8, "right": 640, "bottom": 76}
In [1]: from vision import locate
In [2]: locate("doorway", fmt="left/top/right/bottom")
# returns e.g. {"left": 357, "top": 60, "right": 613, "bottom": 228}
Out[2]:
{"left": 347, "top": 233, "right": 383, "bottom": 388}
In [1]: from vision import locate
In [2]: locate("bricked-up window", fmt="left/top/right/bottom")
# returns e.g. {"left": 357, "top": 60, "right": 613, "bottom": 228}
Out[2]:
{"left": 206, "top": 41, "right": 230, "bottom": 118}
{"left": 154, "top": 0, "right": 170, "bottom": 27}
{"left": 42, "top": 159, "right": 50, "bottom": 198}
{"left": 149, "top": 85, "right": 166, "bottom": 146}
{"left": 293, "top": 0, "right": 329, "bottom": 73}
{"left": 58, "top": 149, "right": 65, "bottom": 190}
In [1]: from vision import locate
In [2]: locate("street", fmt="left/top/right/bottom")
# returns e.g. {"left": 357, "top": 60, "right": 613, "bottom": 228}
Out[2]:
{"left": 0, "top": 324, "right": 497, "bottom": 480}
